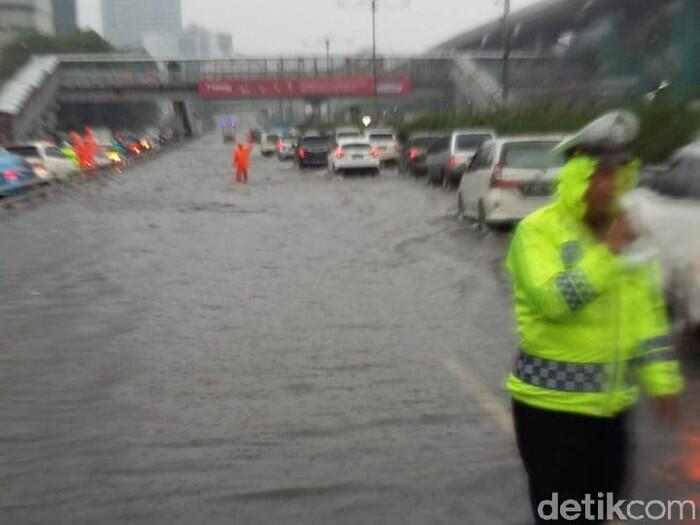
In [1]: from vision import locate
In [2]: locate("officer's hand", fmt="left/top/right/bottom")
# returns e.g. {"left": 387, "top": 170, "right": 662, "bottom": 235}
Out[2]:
{"left": 653, "top": 395, "right": 680, "bottom": 428}
{"left": 604, "top": 213, "right": 638, "bottom": 253}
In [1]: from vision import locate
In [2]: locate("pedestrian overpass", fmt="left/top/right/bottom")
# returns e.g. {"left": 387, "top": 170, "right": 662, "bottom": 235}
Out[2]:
{"left": 0, "top": 52, "right": 606, "bottom": 142}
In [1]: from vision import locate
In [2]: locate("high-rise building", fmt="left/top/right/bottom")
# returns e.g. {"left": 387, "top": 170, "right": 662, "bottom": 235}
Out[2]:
{"left": 0, "top": 0, "right": 54, "bottom": 45}
{"left": 52, "top": 0, "right": 77, "bottom": 36}
{"left": 177, "top": 25, "right": 234, "bottom": 59}
{"left": 101, "top": 0, "right": 182, "bottom": 49}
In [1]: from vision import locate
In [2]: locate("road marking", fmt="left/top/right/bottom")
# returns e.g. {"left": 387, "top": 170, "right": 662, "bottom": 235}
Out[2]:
{"left": 443, "top": 357, "right": 513, "bottom": 434}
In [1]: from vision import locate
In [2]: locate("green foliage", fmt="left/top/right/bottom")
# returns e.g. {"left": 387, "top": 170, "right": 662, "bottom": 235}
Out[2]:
{"left": 0, "top": 30, "right": 113, "bottom": 81}
{"left": 397, "top": 102, "right": 700, "bottom": 163}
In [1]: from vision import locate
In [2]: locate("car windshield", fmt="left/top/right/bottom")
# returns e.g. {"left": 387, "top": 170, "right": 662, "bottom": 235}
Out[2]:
{"left": 7, "top": 146, "right": 39, "bottom": 157}
{"left": 338, "top": 133, "right": 361, "bottom": 139}
{"left": 369, "top": 133, "right": 394, "bottom": 141}
{"left": 410, "top": 137, "right": 438, "bottom": 148}
{"left": 342, "top": 143, "right": 370, "bottom": 150}
{"left": 456, "top": 134, "right": 492, "bottom": 151}
{"left": 502, "top": 142, "right": 564, "bottom": 169}
{"left": 303, "top": 137, "right": 330, "bottom": 147}
{"left": 266, "top": 135, "right": 279, "bottom": 143}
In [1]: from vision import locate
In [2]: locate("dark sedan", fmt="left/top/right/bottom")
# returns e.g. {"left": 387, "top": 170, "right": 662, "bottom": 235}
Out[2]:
{"left": 296, "top": 135, "right": 331, "bottom": 169}
{"left": 398, "top": 134, "right": 441, "bottom": 176}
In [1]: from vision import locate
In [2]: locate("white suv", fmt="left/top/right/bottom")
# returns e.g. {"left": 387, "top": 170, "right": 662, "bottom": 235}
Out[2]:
{"left": 364, "top": 128, "right": 399, "bottom": 166}
{"left": 457, "top": 136, "right": 566, "bottom": 229}
{"left": 635, "top": 143, "right": 700, "bottom": 345}
{"left": 328, "top": 137, "right": 380, "bottom": 176}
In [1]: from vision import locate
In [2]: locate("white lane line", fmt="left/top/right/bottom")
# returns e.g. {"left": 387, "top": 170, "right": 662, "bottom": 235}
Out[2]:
{"left": 443, "top": 357, "right": 513, "bottom": 434}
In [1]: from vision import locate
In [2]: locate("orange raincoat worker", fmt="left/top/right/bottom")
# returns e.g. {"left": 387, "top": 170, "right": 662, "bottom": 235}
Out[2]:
{"left": 233, "top": 138, "right": 253, "bottom": 183}
{"left": 83, "top": 127, "right": 98, "bottom": 169}
{"left": 70, "top": 132, "right": 89, "bottom": 170}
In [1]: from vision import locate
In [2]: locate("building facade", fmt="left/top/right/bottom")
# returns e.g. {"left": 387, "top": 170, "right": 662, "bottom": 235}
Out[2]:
{"left": 0, "top": 0, "right": 54, "bottom": 42}
{"left": 52, "top": 0, "right": 77, "bottom": 36}
{"left": 142, "top": 25, "right": 234, "bottom": 59}
{"left": 101, "top": 0, "right": 182, "bottom": 49}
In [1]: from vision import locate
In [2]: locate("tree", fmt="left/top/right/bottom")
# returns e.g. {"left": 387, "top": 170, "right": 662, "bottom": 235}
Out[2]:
{"left": 0, "top": 30, "right": 113, "bottom": 81}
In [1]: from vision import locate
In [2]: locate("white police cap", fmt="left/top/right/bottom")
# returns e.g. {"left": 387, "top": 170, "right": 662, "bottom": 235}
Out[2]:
{"left": 553, "top": 110, "right": 640, "bottom": 156}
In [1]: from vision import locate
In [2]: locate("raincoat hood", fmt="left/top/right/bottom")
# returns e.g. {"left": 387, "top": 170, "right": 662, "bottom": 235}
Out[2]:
{"left": 555, "top": 154, "right": 640, "bottom": 221}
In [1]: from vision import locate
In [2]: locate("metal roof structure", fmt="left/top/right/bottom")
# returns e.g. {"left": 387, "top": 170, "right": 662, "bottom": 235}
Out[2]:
{"left": 431, "top": 0, "right": 636, "bottom": 52}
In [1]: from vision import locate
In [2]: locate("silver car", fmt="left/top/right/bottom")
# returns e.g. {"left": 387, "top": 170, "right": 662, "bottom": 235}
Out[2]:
{"left": 457, "top": 135, "right": 566, "bottom": 229}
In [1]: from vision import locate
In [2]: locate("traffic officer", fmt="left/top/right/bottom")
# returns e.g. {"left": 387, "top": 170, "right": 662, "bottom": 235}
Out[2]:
{"left": 505, "top": 111, "right": 684, "bottom": 524}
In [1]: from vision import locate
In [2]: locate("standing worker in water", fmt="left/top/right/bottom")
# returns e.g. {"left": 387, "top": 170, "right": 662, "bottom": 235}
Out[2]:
{"left": 505, "top": 111, "right": 684, "bottom": 524}
{"left": 232, "top": 136, "right": 253, "bottom": 184}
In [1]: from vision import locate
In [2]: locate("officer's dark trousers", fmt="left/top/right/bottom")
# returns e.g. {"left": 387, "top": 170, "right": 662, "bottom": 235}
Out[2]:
{"left": 513, "top": 400, "right": 630, "bottom": 524}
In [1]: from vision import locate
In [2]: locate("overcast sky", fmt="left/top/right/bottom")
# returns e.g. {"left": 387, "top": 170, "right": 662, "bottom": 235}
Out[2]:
{"left": 76, "top": 0, "right": 540, "bottom": 55}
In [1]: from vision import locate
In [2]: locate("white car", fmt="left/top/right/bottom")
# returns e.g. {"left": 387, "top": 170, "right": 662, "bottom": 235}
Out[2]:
{"left": 259, "top": 132, "right": 279, "bottom": 156}
{"left": 328, "top": 137, "right": 380, "bottom": 176}
{"left": 457, "top": 136, "right": 566, "bottom": 228}
{"left": 627, "top": 143, "right": 700, "bottom": 343}
{"left": 364, "top": 128, "right": 399, "bottom": 166}
{"left": 6, "top": 142, "right": 76, "bottom": 180}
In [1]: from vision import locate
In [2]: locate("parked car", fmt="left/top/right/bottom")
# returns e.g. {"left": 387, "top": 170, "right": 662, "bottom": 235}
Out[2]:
{"left": 638, "top": 142, "right": 700, "bottom": 344}
{"left": 457, "top": 136, "right": 566, "bottom": 229}
{"left": 222, "top": 125, "right": 236, "bottom": 143}
{"left": 249, "top": 129, "right": 263, "bottom": 144}
{"left": 399, "top": 133, "right": 441, "bottom": 175}
{"left": 364, "top": 128, "right": 399, "bottom": 167}
{"left": 328, "top": 137, "right": 380, "bottom": 176}
{"left": 296, "top": 134, "right": 331, "bottom": 169}
{"left": 0, "top": 148, "right": 40, "bottom": 196}
{"left": 425, "top": 129, "right": 496, "bottom": 187}
{"left": 260, "top": 132, "right": 279, "bottom": 156}
{"left": 277, "top": 135, "right": 297, "bottom": 161}
{"left": 6, "top": 141, "right": 76, "bottom": 180}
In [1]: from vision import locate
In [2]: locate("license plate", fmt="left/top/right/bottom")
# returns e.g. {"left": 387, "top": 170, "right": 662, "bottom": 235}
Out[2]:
{"left": 519, "top": 182, "right": 552, "bottom": 197}
{"left": 352, "top": 154, "right": 364, "bottom": 159}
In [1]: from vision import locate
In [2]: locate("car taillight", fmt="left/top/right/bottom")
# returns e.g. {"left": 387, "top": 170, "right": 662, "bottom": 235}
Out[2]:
{"left": 3, "top": 170, "right": 18, "bottom": 181}
{"left": 298, "top": 148, "right": 306, "bottom": 159}
{"left": 449, "top": 156, "right": 457, "bottom": 168}
{"left": 489, "top": 163, "right": 519, "bottom": 189}
{"left": 409, "top": 147, "right": 418, "bottom": 160}
{"left": 371, "top": 147, "right": 380, "bottom": 158}
{"left": 277, "top": 140, "right": 283, "bottom": 152}
{"left": 335, "top": 147, "right": 345, "bottom": 159}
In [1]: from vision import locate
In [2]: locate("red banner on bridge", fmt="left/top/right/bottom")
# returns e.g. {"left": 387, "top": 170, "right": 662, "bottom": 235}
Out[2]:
{"left": 198, "top": 75, "right": 411, "bottom": 99}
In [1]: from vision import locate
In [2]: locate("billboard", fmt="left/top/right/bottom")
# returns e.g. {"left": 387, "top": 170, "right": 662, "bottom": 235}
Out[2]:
{"left": 198, "top": 75, "right": 411, "bottom": 99}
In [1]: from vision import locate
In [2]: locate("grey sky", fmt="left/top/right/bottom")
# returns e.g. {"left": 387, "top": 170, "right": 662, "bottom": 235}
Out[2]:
{"left": 77, "top": 0, "right": 540, "bottom": 55}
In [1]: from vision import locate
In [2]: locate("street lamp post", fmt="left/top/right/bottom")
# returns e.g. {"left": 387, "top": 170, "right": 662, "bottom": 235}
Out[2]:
{"left": 371, "top": 0, "right": 379, "bottom": 118}
{"left": 501, "top": 0, "right": 511, "bottom": 107}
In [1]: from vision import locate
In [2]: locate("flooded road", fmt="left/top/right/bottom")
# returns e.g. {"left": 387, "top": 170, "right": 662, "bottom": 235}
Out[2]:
{"left": 1, "top": 136, "right": 697, "bottom": 524}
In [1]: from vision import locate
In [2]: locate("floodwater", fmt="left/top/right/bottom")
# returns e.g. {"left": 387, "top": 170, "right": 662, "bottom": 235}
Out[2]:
{"left": 0, "top": 136, "right": 697, "bottom": 524}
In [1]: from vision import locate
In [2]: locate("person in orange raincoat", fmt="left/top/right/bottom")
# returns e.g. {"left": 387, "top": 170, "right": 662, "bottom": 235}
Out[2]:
{"left": 70, "top": 131, "right": 89, "bottom": 170}
{"left": 83, "top": 127, "right": 98, "bottom": 169}
{"left": 232, "top": 138, "right": 253, "bottom": 183}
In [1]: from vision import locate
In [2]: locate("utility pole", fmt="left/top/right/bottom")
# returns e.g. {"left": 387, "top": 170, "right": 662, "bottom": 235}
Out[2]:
{"left": 501, "top": 0, "right": 511, "bottom": 107}
{"left": 325, "top": 37, "right": 331, "bottom": 74}
{"left": 337, "top": 0, "right": 408, "bottom": 121}
{"left": 371, "top": 0, "right": 379, "bottom": 119}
